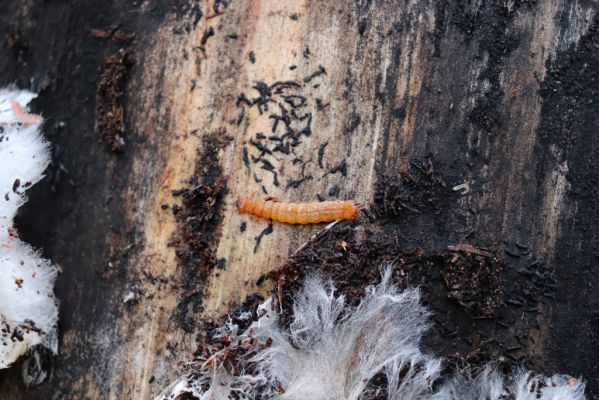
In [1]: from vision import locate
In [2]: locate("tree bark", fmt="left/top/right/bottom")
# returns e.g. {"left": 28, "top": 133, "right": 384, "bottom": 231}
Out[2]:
{"left": 1, "top": 0, "right": 598, "bottom": 399}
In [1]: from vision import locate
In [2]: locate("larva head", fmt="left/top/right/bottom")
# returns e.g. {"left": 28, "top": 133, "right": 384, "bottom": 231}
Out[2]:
{"left": 343, "top": 201, "right": 360, "bottom": 219}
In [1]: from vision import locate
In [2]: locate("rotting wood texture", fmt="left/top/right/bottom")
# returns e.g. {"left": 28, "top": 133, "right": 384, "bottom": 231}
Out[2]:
{"left": 1, "top": 0, "right": 598, "bottom": 399}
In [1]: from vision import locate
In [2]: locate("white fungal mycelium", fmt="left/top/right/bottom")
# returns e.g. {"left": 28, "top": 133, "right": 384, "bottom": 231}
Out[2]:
{"left": 0, "top": 88, "right": 59, "bottom": 368}
{"left": 158, "top": 267, "right": 585, "bottom": 400}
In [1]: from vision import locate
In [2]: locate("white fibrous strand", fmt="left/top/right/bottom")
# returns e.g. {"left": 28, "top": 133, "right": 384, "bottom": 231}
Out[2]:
{"left": 157, "top": 266, "right": 585, "bottom": 400}
{"left": 0, "top": 88, "right": 59, "bottom": 369}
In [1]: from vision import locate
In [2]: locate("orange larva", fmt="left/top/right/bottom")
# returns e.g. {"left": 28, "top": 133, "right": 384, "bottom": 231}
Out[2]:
{"left": 237, "top": 194, "right": 360, "bottom": 224}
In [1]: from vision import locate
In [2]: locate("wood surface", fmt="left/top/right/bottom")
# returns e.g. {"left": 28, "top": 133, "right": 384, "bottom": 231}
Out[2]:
{"left": 0, "top": 0, "right": 598, "bottom": 399}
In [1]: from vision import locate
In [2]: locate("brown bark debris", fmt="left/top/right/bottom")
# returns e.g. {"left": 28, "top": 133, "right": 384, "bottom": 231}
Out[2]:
{"left": 95, "top": 48, "right": 132, "bottom": 152}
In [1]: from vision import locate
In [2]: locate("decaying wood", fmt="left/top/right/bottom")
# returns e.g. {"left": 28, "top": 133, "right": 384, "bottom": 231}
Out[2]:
{"left": 1, "top": 0, "right": 598, "bottom": 399}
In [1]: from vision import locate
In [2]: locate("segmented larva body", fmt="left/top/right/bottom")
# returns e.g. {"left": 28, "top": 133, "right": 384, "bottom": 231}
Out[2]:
{"left": 237, "top": 195, "right": 359, "bottom": 224}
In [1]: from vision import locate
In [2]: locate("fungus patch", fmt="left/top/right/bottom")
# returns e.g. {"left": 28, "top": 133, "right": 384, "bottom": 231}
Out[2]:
{"left": 0, "top": 89, "right": 59, "bottom": 369}
{"left": 157, "top": 267, "right": 584, "bottom": 400}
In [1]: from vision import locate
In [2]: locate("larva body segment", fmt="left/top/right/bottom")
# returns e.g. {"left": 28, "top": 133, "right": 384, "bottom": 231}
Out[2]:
{"left": 237, "top": 195, "right": 359, "bottom": 224}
